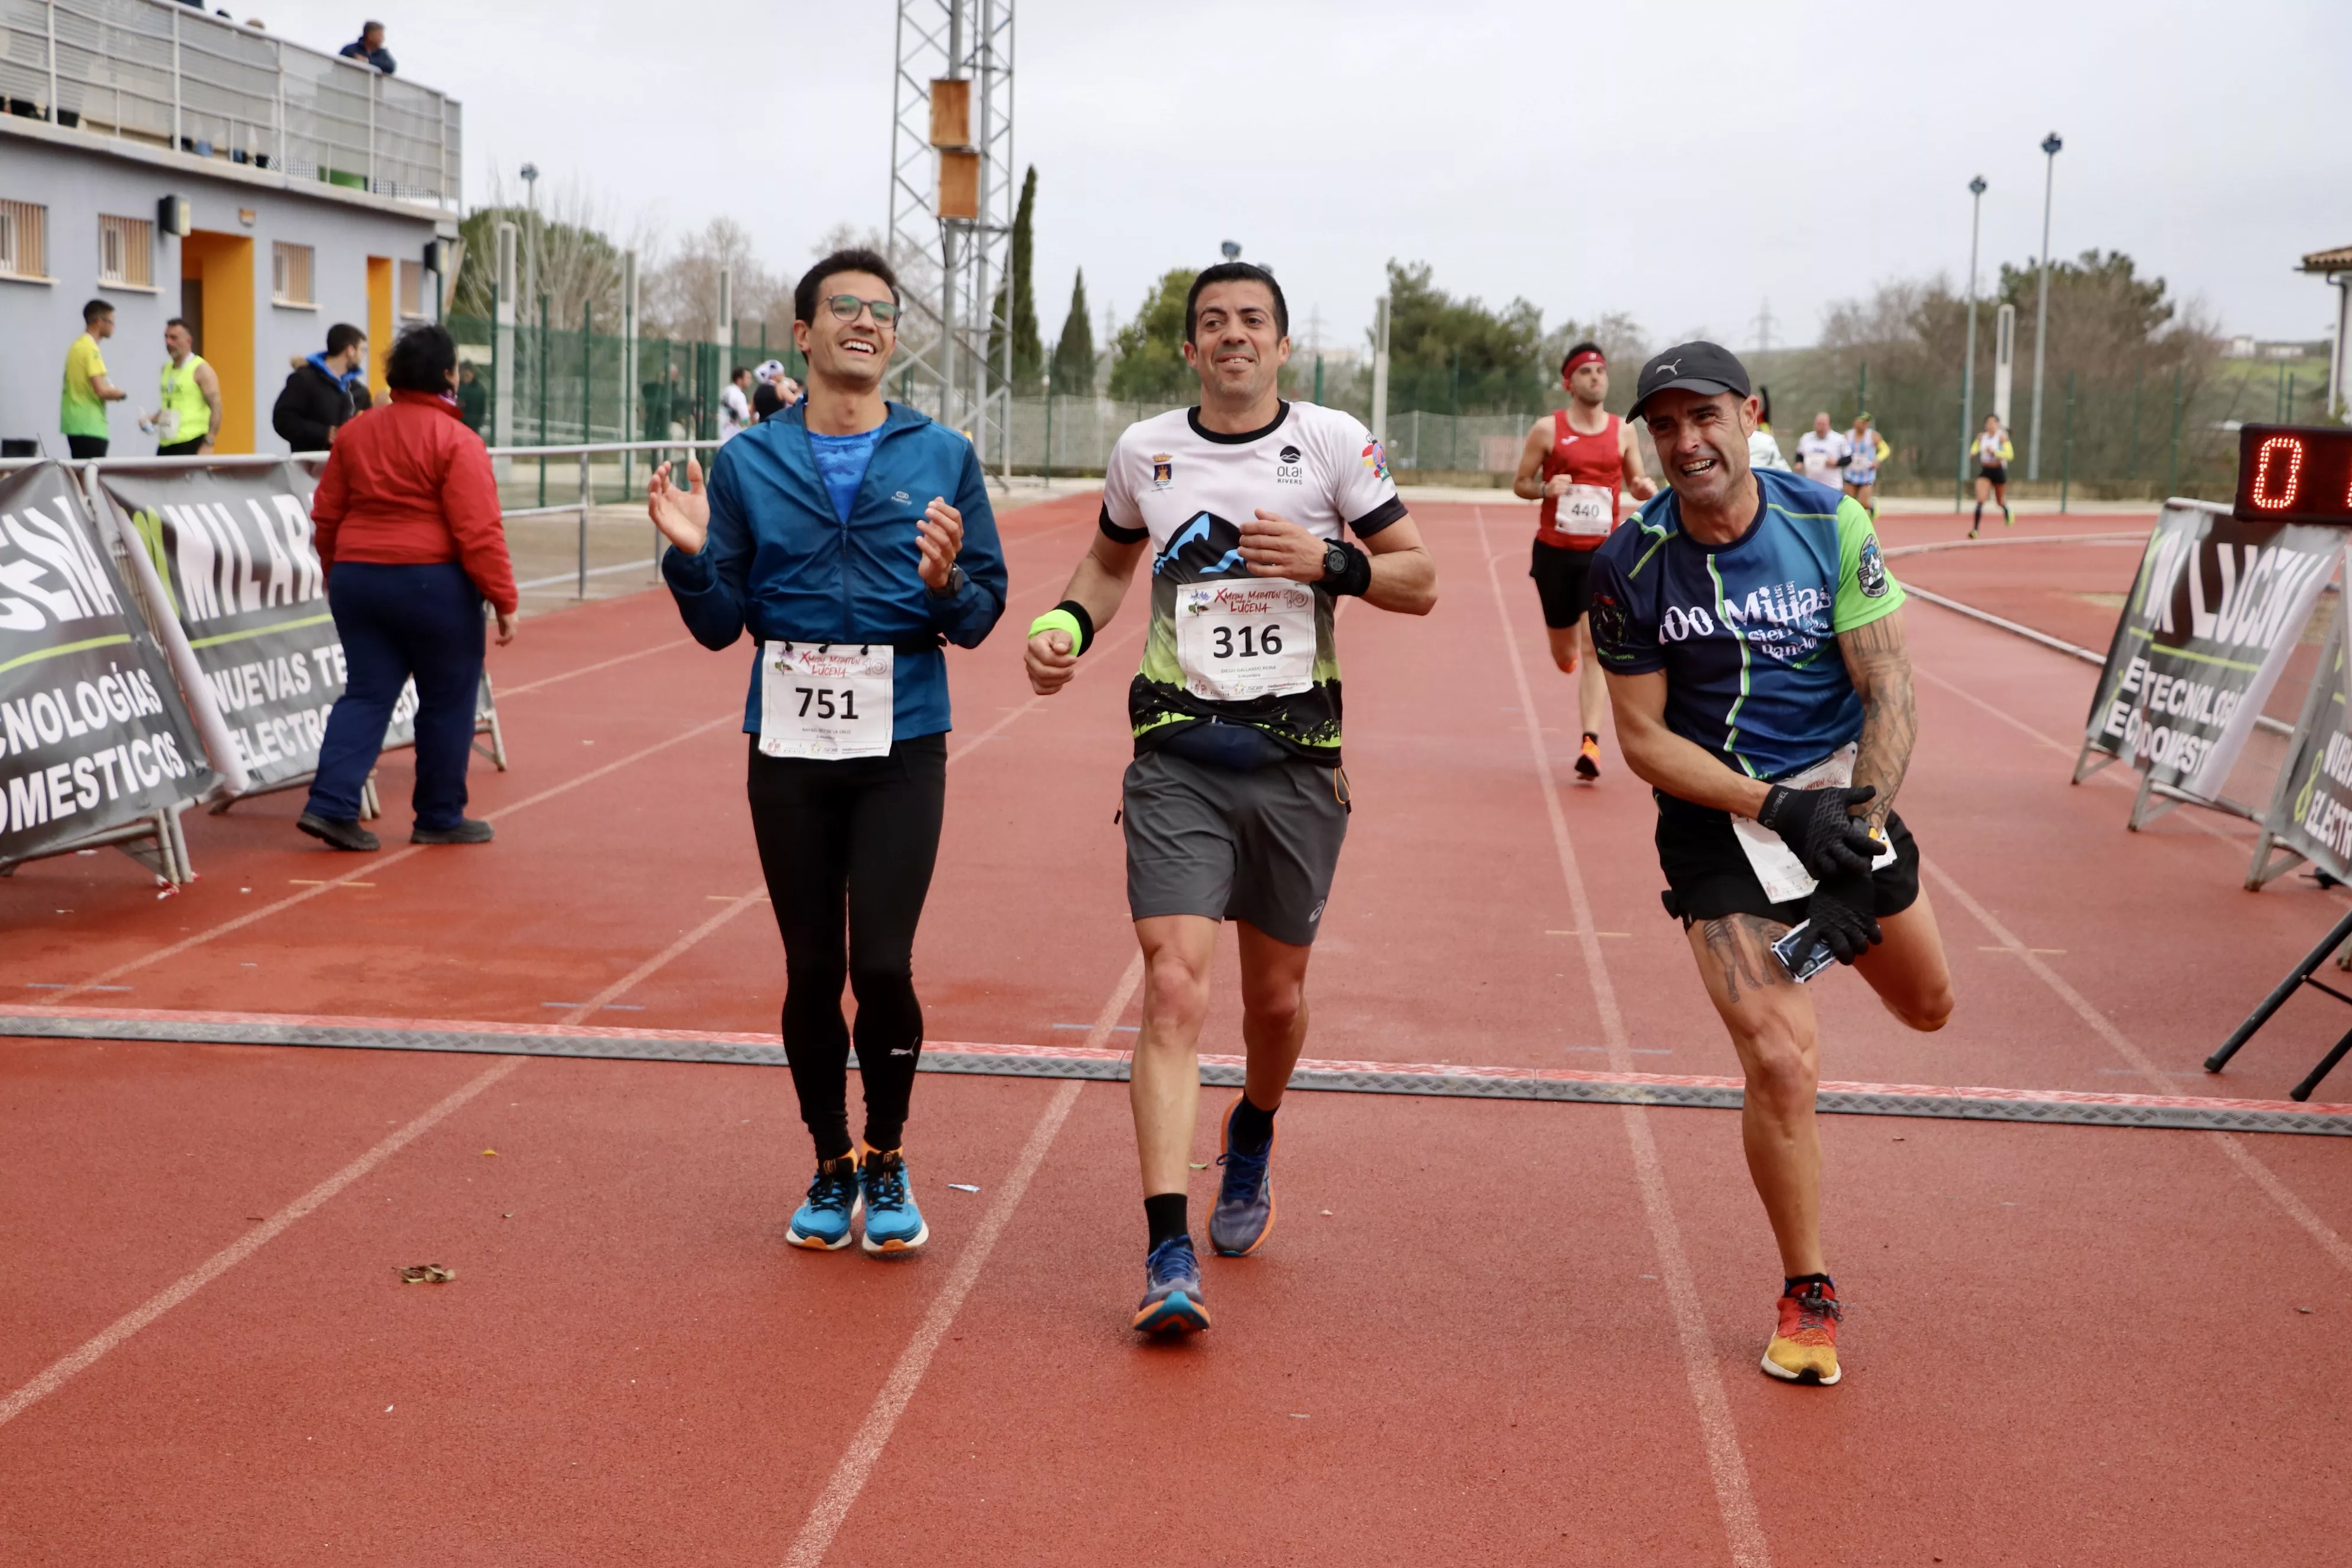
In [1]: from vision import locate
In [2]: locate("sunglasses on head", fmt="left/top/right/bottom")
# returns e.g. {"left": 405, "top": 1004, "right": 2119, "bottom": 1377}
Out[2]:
{"left": 825, "top": 295, "right": 899, "bottom": 325}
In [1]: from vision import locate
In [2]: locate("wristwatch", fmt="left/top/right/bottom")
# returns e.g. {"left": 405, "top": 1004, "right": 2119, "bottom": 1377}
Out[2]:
{"left": 1321, "top": 541, "right": 1351, "bottom": 583}
{"left": 927, "top": 563, "right": 968, "bottom": 599}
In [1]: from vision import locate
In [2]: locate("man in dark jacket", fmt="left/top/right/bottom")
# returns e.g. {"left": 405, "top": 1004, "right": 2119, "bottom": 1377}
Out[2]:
{"left": 338, "top": 22, "right": 396, "bottom": 74}
{"left": 273, "top": 323, "right": 370, "bottom": 451}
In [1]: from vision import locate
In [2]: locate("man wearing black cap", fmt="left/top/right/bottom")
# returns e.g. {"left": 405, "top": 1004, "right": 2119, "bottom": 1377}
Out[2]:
{"left": 1587, "top": 342, "right": 1956, "bottom": 1388}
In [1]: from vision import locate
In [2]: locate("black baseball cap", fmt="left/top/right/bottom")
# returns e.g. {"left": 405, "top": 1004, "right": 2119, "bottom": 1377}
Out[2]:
{"left": 1626, "top": 341, "right": 1753, "bottom": 421}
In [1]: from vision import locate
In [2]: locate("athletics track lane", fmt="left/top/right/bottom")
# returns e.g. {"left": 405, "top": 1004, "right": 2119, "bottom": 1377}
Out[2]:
{"left": 3, "top": 496, "right": 2351, "bottom": 1562}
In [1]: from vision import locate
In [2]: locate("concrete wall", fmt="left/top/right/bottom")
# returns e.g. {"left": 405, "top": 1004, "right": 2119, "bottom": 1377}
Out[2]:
{"left": 0, "top": 127, "right": 449, "bottom": 456}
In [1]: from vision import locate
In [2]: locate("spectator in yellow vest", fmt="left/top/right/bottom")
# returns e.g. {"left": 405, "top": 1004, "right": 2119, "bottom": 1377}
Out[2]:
{"left": 142, "top": 318, "right": 222, "bottom": 456}
{"left": 61, "top": 299, "right": 127, "bottom": 459}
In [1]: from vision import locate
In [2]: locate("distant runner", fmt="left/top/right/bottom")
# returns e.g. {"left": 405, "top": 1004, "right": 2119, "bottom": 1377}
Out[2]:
{"left": 1843, "top": 412, "right": 1891, "bottom": 519}
{"left": 1793, "top": 411, "right": 1850, "bottom": 491}
{"left": 1511, "top": 343, "right": 1657, "bottom": 780}
{"left": 1024, "top": 262, "right": 1437, "bottom": 1335}
{"left": 1748, "top": 384, "right": 1791, "bottom": 473}
{"left": 1591, "top": 342, "right": 1956, "bottom": 1388}
{"left": 1971, "top": 416, "right": 2014, "bottom": 537}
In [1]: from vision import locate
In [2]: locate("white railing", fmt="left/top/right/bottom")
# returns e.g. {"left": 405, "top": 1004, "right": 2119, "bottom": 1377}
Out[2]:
{"left": 0, "top": 0, "right": 460, "bottom": 208}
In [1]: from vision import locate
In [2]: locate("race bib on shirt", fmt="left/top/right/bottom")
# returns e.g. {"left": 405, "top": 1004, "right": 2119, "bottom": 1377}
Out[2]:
{"left": 759, "top": 643, "right": 893, "bottom": 760}
{"left": 1551, "top": 484, "right": 1614, "bottom": 539}
{"left": 1729, "top": 744, "right": 1898, "bottom": 903}
{"left": 1174, "top": 581, "right": 1316, "bottom": 703}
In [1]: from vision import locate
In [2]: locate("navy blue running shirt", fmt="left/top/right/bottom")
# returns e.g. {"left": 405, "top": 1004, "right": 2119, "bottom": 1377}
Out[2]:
{"left": 1587, "top": 468, "right": 1905, "bottom": 781}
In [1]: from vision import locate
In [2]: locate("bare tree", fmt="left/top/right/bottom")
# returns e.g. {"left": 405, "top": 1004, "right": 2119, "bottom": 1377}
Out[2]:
{"left": 454, "top": 172, "right": 652, "bottom": 331}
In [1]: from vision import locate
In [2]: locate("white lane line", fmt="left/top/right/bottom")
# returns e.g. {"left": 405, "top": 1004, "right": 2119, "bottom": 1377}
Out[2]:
{"left": 497, "top": 637, "right": 692, "bottom": 697}
{"left": 782, "top": 952, "right": 1144, "bottom": 1568}
{"left": 1921, "top": 859, "right": 2352, "bottom": 1276}
{"left": 1473, "top": 507, "right": 1771, "bottom": 1568}
{"left": 0, "top": 1054, "right": 524, "bottom": 1432}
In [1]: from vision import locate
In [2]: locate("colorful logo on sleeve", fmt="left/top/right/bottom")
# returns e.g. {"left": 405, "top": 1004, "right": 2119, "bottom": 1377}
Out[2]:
{"left": 1857, "top": 537, "right": 1889, "bottom": 598}
{"left": 1361, "top": 440, "right": 1389, "bottom": 481}
{"left": 1151, "top": 453, "right": 1174, "bottom": 489}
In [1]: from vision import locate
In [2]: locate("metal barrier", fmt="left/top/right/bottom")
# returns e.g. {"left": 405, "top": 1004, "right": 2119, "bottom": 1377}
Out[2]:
{"left": 486, "top": 440, "right": 718, "bottom": 599}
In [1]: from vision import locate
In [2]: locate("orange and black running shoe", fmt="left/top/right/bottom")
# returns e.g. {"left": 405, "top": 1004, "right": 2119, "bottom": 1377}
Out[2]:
{"left": 1761, "top": 1277, "right": 1843, "bottom": 1385}
{"left": 1574, "top": 734, "right": 1602, "bottom": 781}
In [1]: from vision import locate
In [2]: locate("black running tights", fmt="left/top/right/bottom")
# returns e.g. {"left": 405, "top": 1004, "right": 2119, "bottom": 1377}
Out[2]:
{"left": 747, "top": 733, "right": 946, "bottom": 1161}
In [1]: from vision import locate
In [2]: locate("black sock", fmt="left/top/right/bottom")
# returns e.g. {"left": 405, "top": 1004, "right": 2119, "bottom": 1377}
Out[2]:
{"left": 1972, "top": 501, "right": 1984, "bottom": 525}
{"left": 1784, "top": 1272, "right": 1835, "bottom": 1293}
{"left": 1227, "top": 1093, "right": 1277, "bottom": 1155}
{"left": 1582, "top": 730, "right": 1599, "bottom": 744}
{"left": 1145, "top": 1193, "right": 1189, "bottom": 1250}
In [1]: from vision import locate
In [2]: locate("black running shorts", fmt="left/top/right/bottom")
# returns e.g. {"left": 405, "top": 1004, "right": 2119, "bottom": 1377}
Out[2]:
{"left": 1529, "top": 539, "right": 1596, "bottom": 630}
{"left": 1978, "top": 464, "right": 2008, "bottom": 486}
{"left": 1653, "top": 792, "right": 1922, "bottom": 929}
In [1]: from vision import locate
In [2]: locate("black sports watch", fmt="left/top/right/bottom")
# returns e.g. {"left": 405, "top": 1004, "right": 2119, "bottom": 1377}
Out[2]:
{"left": 1322, "top": 541, "right": 1351, "bottom": 583}
{"left": 927, "top": 563, "right": 968, "bottom": 599}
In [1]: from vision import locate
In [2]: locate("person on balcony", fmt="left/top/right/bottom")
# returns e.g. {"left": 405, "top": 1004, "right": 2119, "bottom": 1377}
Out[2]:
{"left": 338, "top": 21, "right": 396, "bottom": 74}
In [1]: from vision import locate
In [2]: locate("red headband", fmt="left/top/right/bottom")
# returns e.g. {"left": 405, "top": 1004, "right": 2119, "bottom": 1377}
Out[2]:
{"left": 1564, "top": 349, "right": 1606, "bottom": 377}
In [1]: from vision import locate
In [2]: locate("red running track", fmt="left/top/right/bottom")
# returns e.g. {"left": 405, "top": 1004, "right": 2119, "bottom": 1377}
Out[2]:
{"left": 3, "top": 494, "right": 2350, "bottom": 1565}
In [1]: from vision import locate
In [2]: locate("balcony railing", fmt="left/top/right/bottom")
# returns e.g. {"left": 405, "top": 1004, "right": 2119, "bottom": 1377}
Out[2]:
{"left": 0, "top": 0, "right": 460, "bottom": 208}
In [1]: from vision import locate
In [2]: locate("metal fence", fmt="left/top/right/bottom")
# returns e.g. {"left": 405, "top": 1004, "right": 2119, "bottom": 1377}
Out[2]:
{"left": 0, "top": 0, "right": 460, "bottom": 206}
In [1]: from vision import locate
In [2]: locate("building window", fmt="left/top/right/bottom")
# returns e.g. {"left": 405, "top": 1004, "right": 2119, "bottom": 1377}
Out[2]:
{"left": 98, "top": 214, "right": 153, "bottom": 288}
{"left": 1, "top": 199, "right": 51, "bottom": 280}
{"left": 272, "top": 241, "right": 315, "bottom": 306}
{"left": 397, "top": 258, "right": 425, "bottom": 319}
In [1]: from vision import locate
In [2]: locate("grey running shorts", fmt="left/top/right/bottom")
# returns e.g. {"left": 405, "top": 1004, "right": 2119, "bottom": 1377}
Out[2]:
{"left": 1122, "top": 746, "right": 1350, "bottom": 947}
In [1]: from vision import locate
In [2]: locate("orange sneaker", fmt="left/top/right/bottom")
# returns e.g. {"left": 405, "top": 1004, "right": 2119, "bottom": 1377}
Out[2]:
{"left": 1761, "top": 1278, "right": 1843, "bottom": 1385}
{"left": 1574, "top": 734, "right": 1602, "bottom": 781}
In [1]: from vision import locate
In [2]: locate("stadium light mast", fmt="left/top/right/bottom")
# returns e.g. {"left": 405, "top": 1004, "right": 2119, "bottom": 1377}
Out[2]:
{"left": 1958, "top": 175, "right": 1986, "bottom": 509}
{"left": 888, "top": 0, "right": 1016, "bottom": 475}
{"left": 2027, "top": 131, "right": 2062, "bottom": 481}
{"left": 519, "top": 162, "right": 539, "bottom": 314}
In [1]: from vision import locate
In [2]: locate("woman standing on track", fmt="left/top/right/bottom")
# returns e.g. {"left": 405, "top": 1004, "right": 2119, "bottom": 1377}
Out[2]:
{"left": 1971, "top": 415, "right": 2014, "bottom": 537}
{"left": 298, "top": 323, "right": 517, "bottom": 854}
{"left": 648, "top": 248, "right": 1007, "bottom": 1258}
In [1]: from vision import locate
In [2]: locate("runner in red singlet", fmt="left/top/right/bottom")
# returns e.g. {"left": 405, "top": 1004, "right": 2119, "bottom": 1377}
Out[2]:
{"left": 1513, "top": 343, "right": 1657, "bottom": 778}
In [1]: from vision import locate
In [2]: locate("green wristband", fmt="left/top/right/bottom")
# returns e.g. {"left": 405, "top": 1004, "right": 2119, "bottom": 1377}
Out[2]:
{"left": 1029, "top": 606, "right": 1085, "bottom": 655}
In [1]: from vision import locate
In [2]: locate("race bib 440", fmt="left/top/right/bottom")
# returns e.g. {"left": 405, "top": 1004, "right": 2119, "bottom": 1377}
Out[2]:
{"left": 1174, "top": 582, "right": 1315, "bottom": 703}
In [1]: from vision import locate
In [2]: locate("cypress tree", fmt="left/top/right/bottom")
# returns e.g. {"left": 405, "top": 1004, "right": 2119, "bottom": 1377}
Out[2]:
{"left": 987, "top": 166, "right": 1046, "bottom": 394}
{"left": 1052, "top": 269, "right": 1096, "bottom": 394}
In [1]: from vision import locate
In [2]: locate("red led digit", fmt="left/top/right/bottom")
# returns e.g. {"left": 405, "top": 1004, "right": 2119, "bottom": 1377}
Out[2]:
{"left": 2248, "top": 435, "right": 2304, "bottom": 511}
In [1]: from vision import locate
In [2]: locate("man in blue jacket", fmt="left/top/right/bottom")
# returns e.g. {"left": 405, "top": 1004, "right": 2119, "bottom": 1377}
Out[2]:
{"left": 648, "top": 247, "right": 1007, "bottom": 1257}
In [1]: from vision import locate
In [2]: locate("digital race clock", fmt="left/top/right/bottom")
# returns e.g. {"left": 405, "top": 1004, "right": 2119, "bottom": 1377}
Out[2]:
{"left": 2233, "top": 423, "right": 2352, "bottom": 524}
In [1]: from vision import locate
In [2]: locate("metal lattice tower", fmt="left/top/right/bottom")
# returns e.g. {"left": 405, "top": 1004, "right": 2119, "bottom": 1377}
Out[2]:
{"left": 888, "top": 0, "right": 1015, "bottom": 472}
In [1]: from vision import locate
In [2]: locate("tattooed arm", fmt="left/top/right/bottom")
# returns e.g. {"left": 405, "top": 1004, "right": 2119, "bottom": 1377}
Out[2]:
{"left": 1836, "top": 607, "right": 1917, "bottom": 837}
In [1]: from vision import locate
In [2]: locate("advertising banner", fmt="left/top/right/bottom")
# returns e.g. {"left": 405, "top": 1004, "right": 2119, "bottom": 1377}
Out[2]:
{"left": 0, "top": 463, "right": 213, "bottom": 863}
{"left": 2080, "top": 501, "right": 2339, "bottom": 802}
{"left": 2253, "top": 592, "right": 2352, "bottom": 886}
{"left": 93, "top": 463, "right": 498, "bottom": 798}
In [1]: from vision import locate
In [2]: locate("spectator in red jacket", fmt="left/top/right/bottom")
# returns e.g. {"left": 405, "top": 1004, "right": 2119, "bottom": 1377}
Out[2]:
{"left": 298, "top": 323, "right": 518, "bottom": 852}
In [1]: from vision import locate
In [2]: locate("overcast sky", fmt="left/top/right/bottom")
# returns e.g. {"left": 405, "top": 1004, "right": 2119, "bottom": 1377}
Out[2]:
{"left": 268, "top": 0, "right": 2347, "bottom": 352}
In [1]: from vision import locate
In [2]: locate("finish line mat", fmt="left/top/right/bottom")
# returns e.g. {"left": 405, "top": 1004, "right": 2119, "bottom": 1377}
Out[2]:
{"left": 5, "top": 1005, "right": 2346, "bottom": 1136}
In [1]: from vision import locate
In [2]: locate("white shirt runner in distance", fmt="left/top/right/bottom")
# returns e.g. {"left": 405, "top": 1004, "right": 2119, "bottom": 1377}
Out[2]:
{"left": 1175, "top": 581, "right": 1316, "bottom": 703}
{"left": 760, "top": 643, "right": 893, "bottom": 760}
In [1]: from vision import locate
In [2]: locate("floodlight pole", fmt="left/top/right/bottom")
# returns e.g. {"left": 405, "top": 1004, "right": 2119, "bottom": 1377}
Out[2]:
{"left": 1371, "top": 293, "right": 1390, "bottom": 446}
{"left": 2027, "top": 131, "right": 2061, "bottom": 481}
{"left": 1958, "top": 175, "right": 1985, "bottom": 511}
{"left": 520, "top": 162, "right": 539, "bottom": 318}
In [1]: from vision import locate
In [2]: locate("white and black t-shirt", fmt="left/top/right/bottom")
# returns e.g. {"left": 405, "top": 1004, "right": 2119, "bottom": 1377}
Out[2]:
{"left": 1100, "top": 400, "right": 1404, "bottom": 760}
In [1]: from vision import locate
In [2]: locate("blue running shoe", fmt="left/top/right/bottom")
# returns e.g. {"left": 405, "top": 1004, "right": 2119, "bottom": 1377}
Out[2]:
{"left": 1208, "top": 1097, "right": 1277, "bottom": 1257}
{"left": 1132, "top": 1235, "right": 1210, "bottom": 1334}
{"left": 859, "top": 1148, "right": 930, "bottom": 1255}
{"left": 786, "top": 1155, "right": 861, "bottom": 1250}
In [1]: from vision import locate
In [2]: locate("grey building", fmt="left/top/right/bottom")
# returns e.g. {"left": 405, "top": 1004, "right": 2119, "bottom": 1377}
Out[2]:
{"left": 1, "top": 1, "right": 461, "bottom": 456}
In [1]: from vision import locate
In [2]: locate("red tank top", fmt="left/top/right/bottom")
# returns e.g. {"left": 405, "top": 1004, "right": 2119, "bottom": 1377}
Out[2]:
{"left": 1537, "top": 410, "right": 1622, "bottom": 553}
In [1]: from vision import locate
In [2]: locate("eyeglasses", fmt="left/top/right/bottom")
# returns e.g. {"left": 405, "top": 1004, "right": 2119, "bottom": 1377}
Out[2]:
{"left": 825, "top": 295, "right": 899, "bottom": 325}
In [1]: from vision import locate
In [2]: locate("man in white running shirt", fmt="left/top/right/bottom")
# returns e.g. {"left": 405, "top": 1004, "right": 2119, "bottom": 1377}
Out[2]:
{"left": 718, "top": 366, "right": 754, "bottom": 444}
{"left": 1794, "top": 411, "right": 1850, "bottom": 490}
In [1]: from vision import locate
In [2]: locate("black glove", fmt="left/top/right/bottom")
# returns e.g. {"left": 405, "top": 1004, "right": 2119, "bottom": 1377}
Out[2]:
{"left": 1757, "top": 784, "right": 1879, "bottom": 879}
{"left": 1804, "top": 868, "right": 1883, "bottom": 966}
